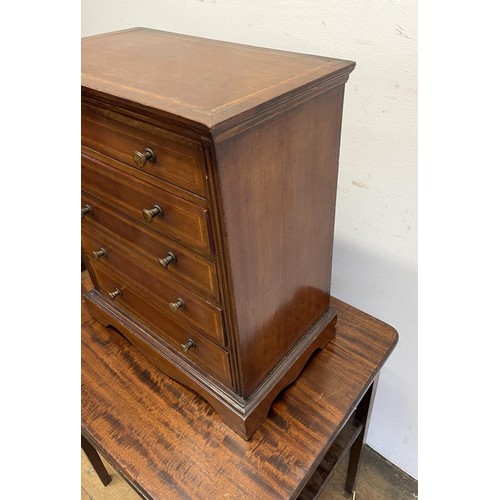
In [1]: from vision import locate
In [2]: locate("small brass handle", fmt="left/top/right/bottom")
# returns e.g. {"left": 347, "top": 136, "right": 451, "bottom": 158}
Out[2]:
{"left": 81, "top": 205, "right": 92, "bottom": 218}
{"left": 142, "top": 204, "right": 163, "bottom": 222}
{"left": 169, "top": 298, "right": 185, "bottom": 313}
{"left": 181, "top": 339, "right": 196, "bottom": 354}
{"left": 92, "top": 248, "right": 107, "bottom": 260}
{"left": 159, "top": 251, "right": 177, "bottom": 269}
{"left": 133, "top": 147, "right": 156, "bottom": 167}
{"left": 108, "top": 288, "right": 122, "bottom": 300}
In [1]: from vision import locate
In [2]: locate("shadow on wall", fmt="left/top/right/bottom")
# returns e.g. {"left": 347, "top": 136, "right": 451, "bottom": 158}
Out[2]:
{"left": 331, "top": 234, "right": 418, "bottom": 477}
{"left": 331, "top": 234, "right": 417, "bottom": 326}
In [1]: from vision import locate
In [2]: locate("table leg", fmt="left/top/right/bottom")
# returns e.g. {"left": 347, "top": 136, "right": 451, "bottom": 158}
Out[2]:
{"left": 345, "top": 376, "right": 379, "bottom": 494}
{"left": 81, "top": 434, "right": 112, "bottom": 486}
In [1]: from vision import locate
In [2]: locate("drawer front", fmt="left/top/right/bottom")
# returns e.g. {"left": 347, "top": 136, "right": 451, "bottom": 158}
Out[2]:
{"left": 82, "top": 154, "right": 212, "bottom": 254}
{"left": 82, "top": 104, "right": 207, "bottom": 197}
{"left": 82, "top": 226, "right": 225, "bottom": 346}
{"left": 81, "top": 192, "right": 219, "bottom": 301}
{"left": 91, "top": 265, "right": 232, "bottom": 387}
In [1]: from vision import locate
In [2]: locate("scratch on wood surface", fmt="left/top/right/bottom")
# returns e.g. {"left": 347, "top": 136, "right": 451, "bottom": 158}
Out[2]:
{"left": 312, "top": 392, "right": 324, "bottom": 403}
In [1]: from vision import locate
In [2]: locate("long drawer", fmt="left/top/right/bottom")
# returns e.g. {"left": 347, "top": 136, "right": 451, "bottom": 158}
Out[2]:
{"left": 81, "top": 192, "right": 219, "bottom": 301}
{"left": 82, "top": 103, "right": 207, "bottom": 197}
{"left": 82, "top": 226, "right": 225, "bottom": 346}
{"left": 91, "top": 265, "right": 232, "bottom": 387}
{"left": 82, "top": 154, "right": 213, "bottom": 254}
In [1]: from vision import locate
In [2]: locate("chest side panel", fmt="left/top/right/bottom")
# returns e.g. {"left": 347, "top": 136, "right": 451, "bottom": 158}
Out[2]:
{"left": 216, "top": 86, "right": 345, "bottom": 398}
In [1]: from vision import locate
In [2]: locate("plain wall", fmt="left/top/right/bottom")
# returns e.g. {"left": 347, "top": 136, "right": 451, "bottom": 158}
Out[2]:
{"left": 82, "top": 0, "right": 418, "bottom": 478}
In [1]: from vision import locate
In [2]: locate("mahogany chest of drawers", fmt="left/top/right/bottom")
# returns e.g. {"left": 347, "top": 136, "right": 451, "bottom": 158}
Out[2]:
{"left": 81, "top": 28, "right": 355, "bottom": 439}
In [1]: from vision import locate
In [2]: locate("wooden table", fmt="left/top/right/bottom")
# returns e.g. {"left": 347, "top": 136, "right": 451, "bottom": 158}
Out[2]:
{"left": 81, "top": 274, "right": 398, "bottom": 499}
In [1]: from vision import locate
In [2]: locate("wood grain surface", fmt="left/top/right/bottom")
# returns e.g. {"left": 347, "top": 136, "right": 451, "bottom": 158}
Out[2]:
{"left": 80, "top": 192, "right": 219, "bottom": 301}
{"left": 82, "top": 154, "right": 213, "bottom": 254}
{"left": 81, "top": 274, "right": 397, "bottom": 499}
{"left": 82, "top": 28, "right": 355, "bottom": 135}
{"left": 216, "top": 86, "right": 344, "bottom": 397}
{"left": 82, "top": 29, "right": 357, "bottom": 437}
{"left": 81, "top": 225, "right": 224, "bottom": 344}
{"left": 82, "top": 102, "right": 207, "bottom": 197}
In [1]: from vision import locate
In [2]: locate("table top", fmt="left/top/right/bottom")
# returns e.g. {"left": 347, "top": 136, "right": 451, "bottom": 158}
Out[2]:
{"left": 81, "top": 274, "right": 397, "bottom": 499}
{"left": 81, "top": 28, "right": 355, "bottom": 131}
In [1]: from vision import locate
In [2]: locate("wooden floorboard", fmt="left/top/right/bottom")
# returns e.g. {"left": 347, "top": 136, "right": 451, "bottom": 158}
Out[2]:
{"left": 81, "top": 450, "right": 140, "bottom": 500}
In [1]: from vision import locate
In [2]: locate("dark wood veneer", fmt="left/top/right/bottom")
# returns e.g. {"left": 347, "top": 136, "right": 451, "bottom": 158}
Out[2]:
{"left": 82, "top": 225, "right": 225, "bottom": 345}
{"left": 82, "top": 28, "right": 355, "bottom": 137}
{"left": 82, "top": 103, "right": 207, "bottom": 197}
{"left": 217, "top": 86, "right": 344, "bottom": 397}
{"left": 82, "top": 154, "right": 213, "bottom": 254}
{"left": 82, "top": 28, "right": 355, "bottom": 438}
{"left": 88, "top": 267, "right": 232, "bottom": 386}
{"left": 81, "top": 191, "right": 219, "bottom": 300}
{"left": 81, "top": 274, "right": 398, "bottom": 498}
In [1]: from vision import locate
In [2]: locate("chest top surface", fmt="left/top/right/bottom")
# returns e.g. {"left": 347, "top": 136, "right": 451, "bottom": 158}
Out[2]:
{"left": 82, "top": 28, "right": 355, "bottom": 129}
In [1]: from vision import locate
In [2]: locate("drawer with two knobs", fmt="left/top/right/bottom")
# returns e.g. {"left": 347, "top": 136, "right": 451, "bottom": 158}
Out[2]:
{"left": 89, "top": 264, "right": 232, "bottom": 387}
{"left": 82, "top": 154, "right": 212, "bottom": 254}
{"left": 82, "top": 225, "right": 225, "bottom": 346}
{"left": 81, "top": 192, "right": 219, "bottom": 301}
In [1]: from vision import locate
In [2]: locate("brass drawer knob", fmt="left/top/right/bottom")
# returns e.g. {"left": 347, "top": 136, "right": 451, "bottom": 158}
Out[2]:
{"left": 81, "top": 204, "right": 93, "bottom": 218}
{"left": 159, "top": 251, "right": 177, "bottom": 268}
{"left": 92, "top": 248, "right": 107, "bottom": 260}
{"left": 181, "top": 339, "right": 196, "bottom": 354}
{"left": 133, "top": 147, "right": 156, "bottom": 167}
{"left": 142, "top": 204, "right": 163, "bottom": 222}
{"left": 108, "top": 288, "right": 122, "bottom": 300}
{"left": 169, "top": 298, "right": 185, "bottom": 313}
